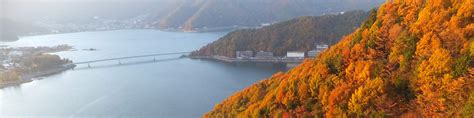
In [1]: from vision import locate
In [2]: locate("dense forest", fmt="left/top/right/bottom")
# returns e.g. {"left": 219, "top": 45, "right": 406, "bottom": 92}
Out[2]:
{"left": 157, "top": 0, "right": 384, "bottom": 31}
{"left": 191, "top": 11, "right": 369, "bottom": 57}
{"left": 205, "top": 0, "right": 473, "bottom": 117}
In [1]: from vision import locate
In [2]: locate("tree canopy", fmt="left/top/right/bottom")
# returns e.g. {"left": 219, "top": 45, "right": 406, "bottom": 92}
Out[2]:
{"left": 205, "top": 0, "right": 474, "bottom": 117}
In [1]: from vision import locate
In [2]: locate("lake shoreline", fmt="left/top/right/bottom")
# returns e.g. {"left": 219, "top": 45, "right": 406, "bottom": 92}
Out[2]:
{"left": 189, "top": 55, "right": 307, "bottom": 63}
{"left": 0, "top": 64, "right": 76, "bottom": 89}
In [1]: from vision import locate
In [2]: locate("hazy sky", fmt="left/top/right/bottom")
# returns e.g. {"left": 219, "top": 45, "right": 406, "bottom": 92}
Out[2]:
{"left": 3, "top": 0, "right": 178, "bottom": 3}
{"left": 2, "top": 0, "right": 179, "bottom": 22}
{"left": 1, "top": 0, "right": 385, "bottom": 23}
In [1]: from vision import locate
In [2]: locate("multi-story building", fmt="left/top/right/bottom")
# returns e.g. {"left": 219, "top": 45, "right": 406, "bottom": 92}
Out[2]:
{"left": 255, "top": 51, "right": 273, "bottom": 58}
{"left": 236, "top": 51, "right": 253, "bottom": 59}
{"left": 287, "top": 51, "right": 305, "bottom": 58}
{"left": 308, "top": 50, "right": 318, "bottom": 58}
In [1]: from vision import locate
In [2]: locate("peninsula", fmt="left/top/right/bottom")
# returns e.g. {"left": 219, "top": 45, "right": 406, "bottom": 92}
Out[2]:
{"left": 0, "top": 45, "right": 75, "bottom": 88}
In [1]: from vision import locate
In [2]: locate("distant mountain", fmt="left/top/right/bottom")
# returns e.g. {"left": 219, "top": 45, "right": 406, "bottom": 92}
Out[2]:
{"left": 0, "top": 18, "right": 47, "bottom": 42}
{"left": 205, "top": 0, "right": 474, "bottom": 117}
{"left": 4, "top": 1, "right": 178, "bottom": 25}
{"left": 156, "top": 0, "right": 384, "bottom": 31}
{"left": 191, "top": 10, "right": 369, "bottom": 57}
{"left": 1, "top": 18, "right": 21, "bottom": 41}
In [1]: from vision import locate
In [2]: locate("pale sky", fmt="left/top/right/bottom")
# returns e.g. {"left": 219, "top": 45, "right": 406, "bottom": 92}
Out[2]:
{"left": 3, "top": 0, "right": 178, "bottom": 3}
{"left": 1, "top": 0, "right": 179, "bottom": 22}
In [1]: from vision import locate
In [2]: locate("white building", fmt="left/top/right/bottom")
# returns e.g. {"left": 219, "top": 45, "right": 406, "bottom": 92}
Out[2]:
{"left": 236, "top": 51, "right": 253, "bottom": 59}
{"left": 316, "top": 44, "right": 329, "bottom": 53}
{"left": 2, "top": 60, "right": 14, "bottom": 69}
{"left": 316, "top": 44, "right": 328, "bottom": 50}
{"left": 287, "top": 51, "right": 305, "bottom": 58}
{"left": 255, "top": 51, "right": 273, "bottom": 58}
{"left": 308, "top": 50, "right": 318, "bottom": 58}
{"left": 8, "top": 51, "right": 23, "bottom": 57}
{"left": 261, "top": 23, "right": 271, "bottom": 27}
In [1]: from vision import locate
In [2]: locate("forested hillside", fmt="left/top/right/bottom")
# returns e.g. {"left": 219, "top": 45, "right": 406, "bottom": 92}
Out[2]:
{"left": 191, "top": 11, "right": 369, "bottom": 57}
{"left": 157, "top": 0, "right": 384, "bottom": 31}
{"left": 205, "top": 0, "right": 474, "bottom": 117}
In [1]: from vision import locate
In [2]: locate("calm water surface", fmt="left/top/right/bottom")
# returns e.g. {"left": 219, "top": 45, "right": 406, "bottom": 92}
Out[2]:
{"left": 0, "top": 30, "right": 288, "bottom": 118}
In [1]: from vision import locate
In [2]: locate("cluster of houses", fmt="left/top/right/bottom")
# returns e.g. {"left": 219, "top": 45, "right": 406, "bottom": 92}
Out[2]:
{"left": 0, "top": 50, "right": 23, "bottom": 71}
{"left": 0, "top": 45, "right": 71, "bottom": 72}
{"left": 236, "top": 44, "right": 329, "bottom": 60}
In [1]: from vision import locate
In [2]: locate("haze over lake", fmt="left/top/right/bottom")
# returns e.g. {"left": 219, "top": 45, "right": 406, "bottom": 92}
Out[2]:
{"left": 0, "top": 30, "right": 288, "bottom": 117}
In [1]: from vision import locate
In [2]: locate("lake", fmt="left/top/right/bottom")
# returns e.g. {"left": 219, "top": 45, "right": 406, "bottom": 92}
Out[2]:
{"left": 0, "top": 30, "right": 289, "bottom": 118}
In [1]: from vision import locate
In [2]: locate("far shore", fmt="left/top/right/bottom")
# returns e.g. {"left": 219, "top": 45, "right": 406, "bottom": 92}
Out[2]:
{"left": 12, "top": 28, "right": 235, "bottom": 40}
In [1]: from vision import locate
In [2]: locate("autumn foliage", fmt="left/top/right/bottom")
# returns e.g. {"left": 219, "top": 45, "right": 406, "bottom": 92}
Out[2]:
{"left": 205, "top": 0, "right": 474, "bottom": 117}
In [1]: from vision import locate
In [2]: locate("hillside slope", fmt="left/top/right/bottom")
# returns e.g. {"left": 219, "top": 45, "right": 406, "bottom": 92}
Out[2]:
{"left": 191, "top": 11, "right": 369, "bottom": 57}
{"left": 158, "top": 0, "right": 384, "bottom": 31}
{"left": 205, "top": 0, "right": 474, "bottom": 117}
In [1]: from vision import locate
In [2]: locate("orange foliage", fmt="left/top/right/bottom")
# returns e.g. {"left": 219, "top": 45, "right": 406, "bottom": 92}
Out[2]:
{"left": 205, "top": 0, "right": 474, "bottom": 117}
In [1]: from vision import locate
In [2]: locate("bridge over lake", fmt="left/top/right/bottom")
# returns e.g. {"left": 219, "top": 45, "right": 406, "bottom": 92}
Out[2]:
{"left": 71, "top": 52, "right": 191, "bottom": 67}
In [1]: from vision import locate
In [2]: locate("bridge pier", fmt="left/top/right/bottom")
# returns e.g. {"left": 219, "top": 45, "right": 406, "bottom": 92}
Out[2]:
{"left": 119, "top": 60, "right": 122, "bottom": 65}
{"left": 153, "top": 57, "right": 156, "bottom": 62}
{"left": 88, "top": 63, "right": 91, "bottom": 68}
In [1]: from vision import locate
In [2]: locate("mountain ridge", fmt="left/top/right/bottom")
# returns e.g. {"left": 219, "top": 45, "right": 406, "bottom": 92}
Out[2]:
{"left": 157, "top": 0, "right": 385, "bottom": 31}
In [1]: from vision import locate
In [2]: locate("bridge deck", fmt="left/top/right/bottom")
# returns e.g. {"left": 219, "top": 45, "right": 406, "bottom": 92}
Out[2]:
{"left": 73, "top": 52, "right": 190, "bottom": 64}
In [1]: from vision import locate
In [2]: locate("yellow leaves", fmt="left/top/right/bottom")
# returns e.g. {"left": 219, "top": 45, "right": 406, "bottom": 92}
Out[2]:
{"left": 348, "top": 78, "right": 386, "bottom": 116}
{"left": 455, "top": 0, "right": 473, "bottom": 29}
{"left": 297, "top": 79, "right": 310, "bottom": 100}
{"left": 344, "top": 61, "right": 375, "bottom": 82}
{"left": 348, "top": 89, "right": 366, "bottom": 115}
{"left": 441, "top": 75, "right": 465, "bottom": 95}
{"left": 430, "top": 0, "right": 450, "bottom": 8}
{"left": 415, "top": 32, "right": 442, "bottom": 59}
{"left": 317, "top": 82, "right": 331, "bottom": 110}
{"left": 282, "top": 91, "right": 297, "bottom": 109}
{"left": 396, "top": 0, "right": 422, "bottom": 26}
{"left": 465, "top": 24, "right": 474, "bottom": 39}
{"left": 327, "top": 83, "right": 355, "bottom": 117}
{"left": 462, "top": 91, "right": 474, "bottom": 117}
{"left": 468, "top": 40, "right": 474, "bottom": 57}
{"left": 308, "top": 64, "right": 328, "bottom": 97}
{"left": 427, "top": 48, "right": 451, "bottom": 73}
{"left": 350, "top": 43, "right": 365, "bottom": 60}
{"left": 389, "top": 24, "right": 403, "bottom": 41}
{"left": 415, "top": 45, "right": 467, "bottom": 115}
{"left": 417, "top": 47, "right": 452, "bottom": 78}
{"left": 416, "top": 74, "right": 467, "bottom": 116}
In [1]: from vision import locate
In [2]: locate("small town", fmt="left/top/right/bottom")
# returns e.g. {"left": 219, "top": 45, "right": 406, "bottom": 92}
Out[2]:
{"left": 192, "top": 44, "right": 329, "bottom": 63}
